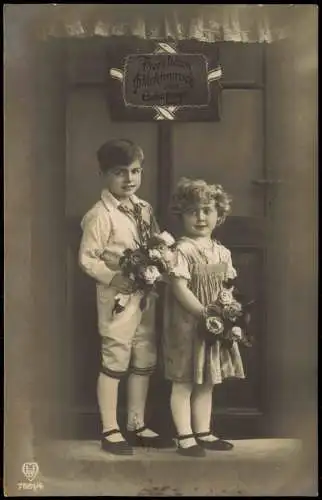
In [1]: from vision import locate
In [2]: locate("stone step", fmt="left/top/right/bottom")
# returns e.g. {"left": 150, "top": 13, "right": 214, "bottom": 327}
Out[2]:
{"left": 32, "top": 438, "right": 315, "bottom": 496}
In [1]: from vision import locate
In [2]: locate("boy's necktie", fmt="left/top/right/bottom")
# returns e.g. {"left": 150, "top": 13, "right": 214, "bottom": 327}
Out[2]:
{"left": 118, "top": 203, "right": 151, "bottom": 246}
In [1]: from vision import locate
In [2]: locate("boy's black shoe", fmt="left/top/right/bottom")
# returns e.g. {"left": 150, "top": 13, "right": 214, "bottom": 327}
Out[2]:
{"left": 101, "top": 429, "right": 133, "bottom": 455}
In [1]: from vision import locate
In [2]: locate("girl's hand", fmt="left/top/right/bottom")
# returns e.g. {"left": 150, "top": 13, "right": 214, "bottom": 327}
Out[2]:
{"left": 198, "top": 306, "right": 208, "bottom": 319}
{"left": 110, "top": 273, "right": 135, "bottom": 294}
{"left": 171, "top": 277, "right": 206, "bottom": 318}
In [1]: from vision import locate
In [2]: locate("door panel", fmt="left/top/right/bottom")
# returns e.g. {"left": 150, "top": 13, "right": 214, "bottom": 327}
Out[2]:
{"left": 173, "top": 90, "right": 264, "bottom": 217}
{"left": 66, "top": 87, "right": 158, "bottom": 218}
{"left": 66, "top": 220, "right": 99, "bottom": 410}
{"left": 216, "top": 249, "right": 264, "bottom": 408}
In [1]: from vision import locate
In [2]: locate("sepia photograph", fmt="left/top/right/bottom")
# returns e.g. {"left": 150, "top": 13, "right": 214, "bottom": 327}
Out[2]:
{"left": 4, "top": 4, "right": 318, "bottom": 496}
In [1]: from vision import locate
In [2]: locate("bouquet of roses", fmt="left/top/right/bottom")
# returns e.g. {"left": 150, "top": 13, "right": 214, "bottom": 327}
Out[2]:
{"left": 102, "top": 231, "right": 176, "bottom": 314}
{"left": 199, "top": 285, "right": 255, "bottom": 348}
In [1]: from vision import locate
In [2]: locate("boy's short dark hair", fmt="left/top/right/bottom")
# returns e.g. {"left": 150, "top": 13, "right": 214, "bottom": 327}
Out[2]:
{"left": 97, "top": 139, "right": 144, "bottom": 173}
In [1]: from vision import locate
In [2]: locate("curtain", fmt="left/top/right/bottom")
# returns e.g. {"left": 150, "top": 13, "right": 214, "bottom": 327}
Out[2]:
{"left": 28, "top": 4, "right": 297, "bottom": 43}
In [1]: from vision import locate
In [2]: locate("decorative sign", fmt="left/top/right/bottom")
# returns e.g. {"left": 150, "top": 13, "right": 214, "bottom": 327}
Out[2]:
{"left": 108, "top": 41, "right": 222, "bottom": 122}
{"left": 124, "top": 53, "right": 209, "bottom": 108}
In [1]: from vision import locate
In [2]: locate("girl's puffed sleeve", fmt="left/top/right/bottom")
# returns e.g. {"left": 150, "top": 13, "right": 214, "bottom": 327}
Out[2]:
{"left": 169, "top": 248, "right": 191, "bottom": 281}
{"left": 223, "top": 247, "right": 237, "bottom": 280}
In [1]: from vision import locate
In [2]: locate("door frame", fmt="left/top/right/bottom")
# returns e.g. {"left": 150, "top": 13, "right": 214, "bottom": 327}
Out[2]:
{"left": 60, "top": 39, "right": 281, "bottom": 439}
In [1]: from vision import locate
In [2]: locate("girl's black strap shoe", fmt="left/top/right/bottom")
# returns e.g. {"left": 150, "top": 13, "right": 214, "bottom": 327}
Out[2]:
{"left": 101, "top": 429, "right": 133, "bottom": 455}
{"left": 195, "top": 431, "right": 234, "bottom": 451}
{"left": 176, "top": 433, "right": 206, "bottom": 457}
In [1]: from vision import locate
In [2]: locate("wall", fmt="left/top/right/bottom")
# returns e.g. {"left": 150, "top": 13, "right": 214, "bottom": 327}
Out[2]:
{"left": 31, "top": 40, "right": 68, "bottom": 438}
{"left": 4, "top": 6, "right": 38, "bottom": 492}
{"left": 265, "top": 3, "right": 317, "bottom": 470}
{"left": 4, "top": 8, "right": 68, "bottom": 493}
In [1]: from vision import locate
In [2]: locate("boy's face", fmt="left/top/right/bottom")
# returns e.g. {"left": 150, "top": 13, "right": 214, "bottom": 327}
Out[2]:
{"left": 103, "top": 160, "right": 142, "bottom": 199}
{"left": 182, "top": 202, "right": 218, "bottom": 238}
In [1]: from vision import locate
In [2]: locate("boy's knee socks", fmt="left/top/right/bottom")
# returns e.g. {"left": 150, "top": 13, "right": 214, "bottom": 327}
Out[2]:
{"left": 126, "top": 373, "right": 150, "bottom": 430}
{"left": 97, "top": 372, "right": 119, "bottom": 432}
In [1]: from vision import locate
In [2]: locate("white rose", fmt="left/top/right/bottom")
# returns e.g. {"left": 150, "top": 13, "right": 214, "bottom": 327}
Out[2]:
{"left": 141, "top": 265, "right": 161, "bottom": 285}
{"left": 231, "top": 326, "right": 242, "bottom": 339}
{"left": 161, "top": 248, "right": 175, "bottom": 264}
{"left": 206, "top": 317, "right": 224, "bottom": 335}
{"left": 156, "top": 231, "right": 176, "bottom": 247}
{"left": 115, "top": 293, "right": 130, "bottom": 308}
{"left": 149, "top": 249, "right": 163, "bottom": 260}
{"left": 218, "top": 288, "right": 234, "bottom": 305}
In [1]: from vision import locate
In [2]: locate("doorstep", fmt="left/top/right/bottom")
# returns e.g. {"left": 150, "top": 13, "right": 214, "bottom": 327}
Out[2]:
{"left": 27, "top": 438, "right": 315, "bottom": 497}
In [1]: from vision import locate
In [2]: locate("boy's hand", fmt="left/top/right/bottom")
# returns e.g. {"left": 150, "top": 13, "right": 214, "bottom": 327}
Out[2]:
{"left": 110, "top": 273, "right": 135, "bottom": 294}
{"left": 101, "top": 249, "right": 121, "bottom": 271}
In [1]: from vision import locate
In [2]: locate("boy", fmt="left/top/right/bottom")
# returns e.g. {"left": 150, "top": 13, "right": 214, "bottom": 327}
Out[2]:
{"left": 79, "top": 139, "right": 164, "bottom": 455}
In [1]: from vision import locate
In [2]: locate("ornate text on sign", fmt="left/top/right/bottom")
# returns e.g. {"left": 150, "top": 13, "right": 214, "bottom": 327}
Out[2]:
{"left": 124, "top": 54, "right": 209, "bottom": 108}
{"left": 109, "top": 42, "right": 222, "bottom": 121}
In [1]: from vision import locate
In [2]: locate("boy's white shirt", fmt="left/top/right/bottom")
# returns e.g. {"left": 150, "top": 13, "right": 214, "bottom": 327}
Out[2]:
{"left": 79, "top": 188, "right": 152, "bottom": 287}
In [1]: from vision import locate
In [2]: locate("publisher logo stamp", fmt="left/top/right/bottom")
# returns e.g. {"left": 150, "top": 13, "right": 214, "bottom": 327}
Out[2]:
{"left": 22, "top": 462, "right": 39, "bottom": 482}
{"left": 18, "top": 462, "right": 44, "bottom": 492}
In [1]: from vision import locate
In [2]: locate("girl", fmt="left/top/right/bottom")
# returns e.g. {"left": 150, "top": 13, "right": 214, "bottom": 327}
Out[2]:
{"left": 163, "top": 177, "right": 245, "bottom": 457}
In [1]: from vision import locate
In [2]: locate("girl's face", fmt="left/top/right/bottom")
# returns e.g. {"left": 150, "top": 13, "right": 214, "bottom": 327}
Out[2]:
{"left": 182, "top": 202, "right": 218, "bottom": 238}
{"left": 103, "top": 160, "right": 142, "bottom": 199}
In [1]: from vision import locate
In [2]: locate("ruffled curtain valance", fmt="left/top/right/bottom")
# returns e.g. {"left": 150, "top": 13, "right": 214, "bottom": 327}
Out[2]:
{"left": 28, "top": 4, "right": 297, "bottom": 43}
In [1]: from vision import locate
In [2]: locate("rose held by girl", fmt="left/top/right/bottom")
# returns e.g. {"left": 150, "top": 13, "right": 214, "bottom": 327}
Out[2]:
{"left": 206, "top": 317, "right": 224, "bottom": 335}
{"left": 223, "top": 301, "right": 242, "bottom": 321}
{"left": 218, "top": 288, "right": 234, "bottom": 305}
{"left": 140, "top": 265, "right": 161, "bottom": 285}
{"left": 231, "top": 326, "right": 243, "bottom": 340}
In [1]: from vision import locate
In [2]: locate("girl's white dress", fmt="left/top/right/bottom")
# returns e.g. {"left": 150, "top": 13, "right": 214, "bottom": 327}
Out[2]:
{"left": 163, "top": 237, "right": 245, "bottom": 385}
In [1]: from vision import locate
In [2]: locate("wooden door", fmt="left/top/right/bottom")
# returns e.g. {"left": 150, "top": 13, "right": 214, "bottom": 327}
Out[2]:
{"left": 64, "top": 40, "right": 268, "bottom": 439}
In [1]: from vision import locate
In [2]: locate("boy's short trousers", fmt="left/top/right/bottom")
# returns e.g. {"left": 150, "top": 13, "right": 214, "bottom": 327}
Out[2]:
{"left": 96, "top": 284, "right": 157, "bottom": 379}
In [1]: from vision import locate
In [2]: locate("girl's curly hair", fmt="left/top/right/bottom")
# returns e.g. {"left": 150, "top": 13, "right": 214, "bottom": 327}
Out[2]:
{"left": 171, "top": 177, "right": 232, "bottom": 226}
